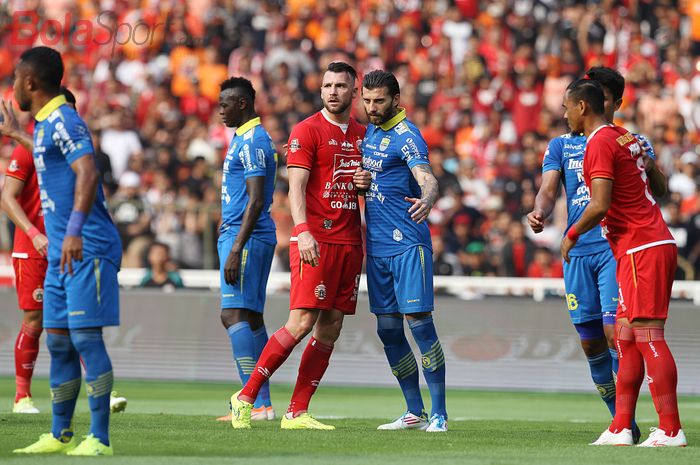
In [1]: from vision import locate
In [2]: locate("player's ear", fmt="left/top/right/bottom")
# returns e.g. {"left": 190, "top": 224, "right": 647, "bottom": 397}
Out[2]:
{"left": 392, "top": 93, "right": 400, "bottom": 109}
{"left": 614, "top": 98, "right": 623, "bottom": 111}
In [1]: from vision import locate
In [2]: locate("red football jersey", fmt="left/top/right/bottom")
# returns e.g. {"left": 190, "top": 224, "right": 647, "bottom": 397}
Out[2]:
{"left": 584, "top": 124, "right": 675, "bottom": 259}
{"left": 287, "top": 110, "right": 365, "bottom": 245}
{"left": 5, "top": 142, "right": 45, "bottom": 259}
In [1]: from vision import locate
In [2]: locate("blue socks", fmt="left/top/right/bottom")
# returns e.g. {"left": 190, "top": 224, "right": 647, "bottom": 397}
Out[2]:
{"left": 376, "top": 316, "right": 424, "bottom": 416}
{"left": 227, "top": 322, "right": 256, "bottom": 386}
{"left": 586, "top": 351, "right": 616, "bottom": 417}
{"left": 408, "top": 316, "right": 447, "bottom": 418}
{"left": 609, "top": 348, "right": 619, "bottom": 376}
{"left": 47, "top": 333, "right": 81, "bottom": 443}
{"left": 252, "top": 326, "right": 271, "bottom": 408}
{"left": 70, "top": 329, "right": 113, "bottom": 446}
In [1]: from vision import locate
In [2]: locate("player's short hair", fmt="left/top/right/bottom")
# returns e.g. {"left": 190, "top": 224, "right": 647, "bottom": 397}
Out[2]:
{"left": 362, "top": 70, "right": 400, "bottom": 98}
{"left": 60, "top": 86, "right": 76, "bottom": 105}
{"left": 326, "top": 61, "right": 357, "bottom": 82}
{"left": 19, "top": 46, "right": 63, "bottom": 92}
{"left": 566, "top": 78, "right": 605, "bottom": 115}
{"left": 585, "top": 67, "right": 625, "bottom": 102}
{"left": 219, "top": 76, "right": 256, "bottom": 102}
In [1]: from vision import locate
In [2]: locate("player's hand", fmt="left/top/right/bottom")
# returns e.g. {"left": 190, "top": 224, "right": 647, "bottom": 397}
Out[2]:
{"left": 60, "top": 235, "right": 83, "bottom": 275}
{"left": 527, "top": 210, "right": 545, "bottom": 233}
{"left": 224, "top": 248, "right": 241, "bottom": 285}
{"left": 353, "top": 167, "right": 371, "bottom": 190}
{"left": 560, "top": 236, "right": 575, "bottom": 264}
{"left": 405, "top": 196, "right": 432, "bottom": 224}
{"left": 32, "top": 233, "right": 49, "bottom": 257}
{"left": 297, "top": 231, "right": 320, "bottom": 267}
{"left": 0, "top": 99, "right": 20, "bottom": 138}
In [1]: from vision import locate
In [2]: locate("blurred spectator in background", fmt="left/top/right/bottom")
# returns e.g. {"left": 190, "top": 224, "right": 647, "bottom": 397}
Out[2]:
{"left": 139, "top": 242, "right": 184, "bottom": 291}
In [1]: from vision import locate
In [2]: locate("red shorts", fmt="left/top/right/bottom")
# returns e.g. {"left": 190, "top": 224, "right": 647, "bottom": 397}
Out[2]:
{"left": 12, "top": 257, "right": 47, "bottom": 311}
{"left": 289, "top": 242, "right": 363, "bottom": 314}
{"left": 616, "top": 244, "right": 677, "bottom": 322}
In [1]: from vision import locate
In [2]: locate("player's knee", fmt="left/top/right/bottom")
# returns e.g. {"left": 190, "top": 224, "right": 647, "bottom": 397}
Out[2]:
{"left": 22, "top": 310, "right": 43, "bottom": 329}
{"left": 221, "top": 309, "right": 245, "bottom": 328}
{"left": 69, "top": 328, "right": 103, "bottom": 354}
{"left": 287, "top": 312, "right": 317, "bottom": 339}
{"left": 580, "top": 338, "right": 608, "bottom": 357}
{"left": 376, "top": 315, "right": 404, "bottom": 345}
{"left": 46, "top": 331, "right": 72, "bottom": 353}
{"left": 316, "top": 318, "right": 343, "bottom": 343}
{"left": 247, "top": 312, "right": 265, "bottom": 331}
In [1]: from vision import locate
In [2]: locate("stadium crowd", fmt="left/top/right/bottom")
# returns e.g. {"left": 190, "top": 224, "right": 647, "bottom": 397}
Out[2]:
{"left": 1, "top": 0, "right": 700, "bottom": 280}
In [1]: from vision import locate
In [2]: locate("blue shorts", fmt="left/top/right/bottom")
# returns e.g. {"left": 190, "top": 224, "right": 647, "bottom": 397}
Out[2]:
{"left": 563, "top": 248, "right": 617, "bottom": 325}
{"left": 43, "top": 258, "right": 120, "bottom": 329}
{"left": 367, "top": 245, "right": 434, "bottom": 315}
{"left": 218, "top": 233, "right": 275, "bottom": 313}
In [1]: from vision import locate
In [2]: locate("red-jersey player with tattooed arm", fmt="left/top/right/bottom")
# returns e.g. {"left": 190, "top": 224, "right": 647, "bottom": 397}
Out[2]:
{"left": 561, "top": 78, "right": 685, "bottom": 447}
{"left": 229, "top": 62, "right": 365, "bottom": 430}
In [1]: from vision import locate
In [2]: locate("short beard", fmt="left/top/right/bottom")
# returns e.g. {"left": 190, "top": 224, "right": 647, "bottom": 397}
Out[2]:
{"left": 323, "top": 99, "right": 351, "bottom": 115}
{"left": 18, "top": 97, "right": 30, "bottom": 112}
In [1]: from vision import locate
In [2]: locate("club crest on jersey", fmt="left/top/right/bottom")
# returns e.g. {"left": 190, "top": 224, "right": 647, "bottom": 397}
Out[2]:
{"left": 289, "top": 138, "right": 301, "bottom": 153}
{"left": 323, "top": 219, "right": 333, "bottom": 230}
{"left": 393, "top": 229, "right": 403, "bottom": 242}
{"left": 314, "top": 284, "right": 327, "bottom": 300}
{"left": 379, "top": 137, "right": 391, "bottom": 151}
{"left": 356, "top": 139, "right": 362, "bottom": 150}
{"left": 8, "top": 160, "right": 19, "bottom": 172}
{"left": 32, "top": 288, "right": 44, "bottom": 303}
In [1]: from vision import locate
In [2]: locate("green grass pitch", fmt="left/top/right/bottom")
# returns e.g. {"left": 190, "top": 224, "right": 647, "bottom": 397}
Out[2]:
{"left": 0, "top": 377, "right": 698, "bottom": 464}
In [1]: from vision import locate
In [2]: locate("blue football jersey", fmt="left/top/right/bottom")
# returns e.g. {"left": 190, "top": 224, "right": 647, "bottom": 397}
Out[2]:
{"left": 32, "top": 95, "right": 122, "bottom": 267}
{"left": 220, "top": 117, "right": 277, "bottom": 245}
{"left": 362, "top": 109, "right": 432, "bottom": 257}
{"left": 542, "top": 132, "right": 655, "bottom": 257}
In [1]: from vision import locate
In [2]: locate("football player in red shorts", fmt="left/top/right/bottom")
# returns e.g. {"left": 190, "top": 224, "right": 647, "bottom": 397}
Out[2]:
{"left": 561, "top": 78, "right": 686, "bottom": 447}
{"left": 229, "top": 62, "right": 366, "bottom": 430}
{"left": 1, "top": 100, "right": 48, "bottom": 414}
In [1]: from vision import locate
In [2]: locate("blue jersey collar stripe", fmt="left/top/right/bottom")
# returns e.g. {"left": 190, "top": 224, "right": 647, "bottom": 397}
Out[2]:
{"left": 235, "top": 117, "right": 261, "bottom": 136}
{"left": 35, "top": 95, "right": 67, "bottom": 122}
{"left": 379, "top": 108, "right": 407, "bottom": 131}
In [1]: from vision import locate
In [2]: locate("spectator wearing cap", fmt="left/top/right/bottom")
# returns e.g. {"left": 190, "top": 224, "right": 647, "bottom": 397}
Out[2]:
{"left": 459, "top": 241, "right": 497, "bottom": 277}
{"left": 111, "top": 171, "right": 152, "bottom": 250}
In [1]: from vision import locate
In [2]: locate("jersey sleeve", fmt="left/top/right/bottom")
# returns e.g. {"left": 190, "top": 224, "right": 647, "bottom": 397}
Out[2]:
{"left": 398, "top": 130, "right": 430, "bottom": 169}
{"left": 633, "top": 133, "right": 656, "bottom": 160}
{"left": 240, "top": 132, "right": 268, "bottom": 179}
{"left": 5, "top": 144, "right": 34, "bottom": 182}
{"left": 286, "top": 123, "right": 315, "bottom": 170}
{"left": 55, "top": 114, "right": 94, "bottom": 164}
{"left": 542, "top": 138, "right": 563, "bottom": 173}
{"left": 585, "top": 136, "right": 615, "bottom": 181}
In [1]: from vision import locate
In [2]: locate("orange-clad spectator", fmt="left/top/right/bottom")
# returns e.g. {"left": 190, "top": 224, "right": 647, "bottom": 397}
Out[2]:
{"left": 197, "top": 46, "right": 228, "bottom": 103}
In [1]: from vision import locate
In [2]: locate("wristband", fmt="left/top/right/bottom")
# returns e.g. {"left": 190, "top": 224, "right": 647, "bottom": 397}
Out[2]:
{"left": 66, "top": 210, "right": 87, "bottom": 237}
{"left": 293, "top": 222, "right": 309, "bottom": 236}
{"left": 26, "top": 226, "right": 40, "bottom": 240}
{"left": 566, "top": 226, "right": 580, "bottom": 242}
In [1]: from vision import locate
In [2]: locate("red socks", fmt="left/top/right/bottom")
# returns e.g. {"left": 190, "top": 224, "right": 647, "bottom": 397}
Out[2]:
{"left": 239, "top": 327, "right": 298, "bottom": 403}
{"left": 15, "top": 323, "right": 42, "bottom": 402}
{"left": 288, "top": 337, "right": 334, "bottom": 417}
{"left": 610, "top": 324, "right": 682, "bottom": 436}
{"left": 633, "top": 327, "right": 681, "bottom": 436}
{"left": 610, "top": 324, "right": 644, "bottom": 433}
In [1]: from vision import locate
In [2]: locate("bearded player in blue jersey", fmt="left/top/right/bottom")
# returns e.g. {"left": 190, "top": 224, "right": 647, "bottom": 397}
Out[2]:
{"left": 354, "top": 70, "right": 446, "bottom": 432}
{"left": 12, "top": 47, "right": 122, "bottom": 456}
{"left": 216, "top": 77, "right": 278, "bottom": 422}
{"left": 527, "top": 67, "right": 666, "bottom": 444}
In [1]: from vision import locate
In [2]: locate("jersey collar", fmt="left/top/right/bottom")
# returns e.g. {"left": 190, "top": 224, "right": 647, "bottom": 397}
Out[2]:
{"left": 379, "top": 107, "right": 407, "bottom": 131}
{"left": 235, "top": 116, "right": 261, "bottom": 136}
{"left": 587, "top": 124, "right": 613, "bottom": 143}
{"left": 35, "top": 95, "right": 67, "bottom": 122}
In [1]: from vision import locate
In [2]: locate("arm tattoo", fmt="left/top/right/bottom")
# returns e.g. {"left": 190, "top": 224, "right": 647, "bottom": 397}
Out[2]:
{"left": 411, "top": 164, "right": 439, "bottom": 208}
